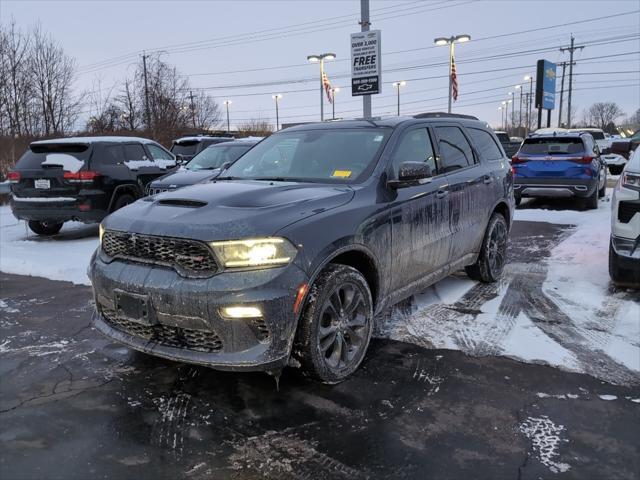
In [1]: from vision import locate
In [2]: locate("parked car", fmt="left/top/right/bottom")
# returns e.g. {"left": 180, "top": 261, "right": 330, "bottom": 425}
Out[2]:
{"left": 494, "top": 130, "right": 521, "bottom": 157}
{"left": 511, "top": 132, "right": 607, "bottom": 208}
{"left": 89, "top": 113, "right": 514, "bottom": 383}
{"left": 8, "top": 136, "right": 176, "bottom": 235}
{"left": 569, "top": 128, "right": 610, "bottom": 152}
{"left": 609, "top": 148, "right": 640, "bottom": 286}
{"left": 601, "top": 152, "right": 628, "bottom": 175}
{"left": 610, "top": 129, "right": 640, "bottom": 163}
{"left": 170, "top": 135, "right": 234, "bottom": 162}
{"left": 146, "top": 138, "right": 262, "bottom": 195}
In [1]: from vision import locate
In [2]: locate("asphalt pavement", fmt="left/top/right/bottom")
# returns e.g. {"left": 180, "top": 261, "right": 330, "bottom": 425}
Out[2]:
{"left": 1, "top": 219, "right": 639, "bottom": 480}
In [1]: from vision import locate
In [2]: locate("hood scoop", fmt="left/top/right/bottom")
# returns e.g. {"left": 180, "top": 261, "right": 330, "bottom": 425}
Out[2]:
{"left": 156, "top": 198, "right": 208, "bottom": 208}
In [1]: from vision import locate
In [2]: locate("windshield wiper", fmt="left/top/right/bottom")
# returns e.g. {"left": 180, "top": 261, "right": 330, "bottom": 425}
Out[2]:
{"left": 215, "top": 176, "right": 240, "bottom": 180}
{"left": 252, "top": 177, "right": 316, "bottom": 183}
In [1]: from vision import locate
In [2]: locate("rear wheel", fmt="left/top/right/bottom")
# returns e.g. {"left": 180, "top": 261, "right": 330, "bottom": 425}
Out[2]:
{"left": 111, "top": 193, "right": 135, "bottom": 212}
{"left": 514, "top": 195, "right": 522, "bottom": 207}
{"left": 584, "top": 185, "right": 599, "bottom": 210}
{"left": 465, "top": 212, "right": 508, "bottom": 283}
{"left": 27, "top": 220, "right": 63, "bottom": 236}
{"left": 598, "top": 166, "right": 607, "bottom": 198}
{"left": 294, "top": 264, "right": 373, "bottom": 384}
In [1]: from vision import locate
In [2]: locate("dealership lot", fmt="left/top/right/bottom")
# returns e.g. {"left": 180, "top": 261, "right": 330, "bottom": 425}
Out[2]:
{"left": 1, "top": 196, "right": 639, "bottom": 479}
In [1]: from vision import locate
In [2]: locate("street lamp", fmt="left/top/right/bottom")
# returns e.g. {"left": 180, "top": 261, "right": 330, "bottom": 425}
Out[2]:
{"left": 515, "top": 84, "right": 523, "bottom": 132}
{"left": 307, "top": 53, "right": 336, "bottom": 121}
{"left": 433, "top": 34, "right": 471, "bottom": 113}
{"left": 272, "top": 94, "right": 282, "bottom": 131}
{"left": 501, "top": 101, "right": 507, "bottom": 131}
{"left": 524, "top": 74, "right": 534, "bottom": 135}
{"left": 498, "top": 106, "right": 504, "bottom": 131}
{"left": 392, "top": 81, "right": 407, "bottom": 116}
{"left": 507, "top": 92, "right": 514, "bottom": 133}
{"left": 330, "top": 87, "right": 340, "bottom": 119}
{"left": 223, "top": 100, "right": 232, "bottom": 133}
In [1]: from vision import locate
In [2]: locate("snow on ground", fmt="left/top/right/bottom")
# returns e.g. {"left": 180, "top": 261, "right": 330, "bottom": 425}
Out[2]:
{"left": 0, "top": 206, "right": 97, "bottom": 285}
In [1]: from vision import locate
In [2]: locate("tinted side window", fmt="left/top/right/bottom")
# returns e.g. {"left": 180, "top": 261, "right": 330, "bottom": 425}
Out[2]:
{"left": 391, "top": 128, "right": 437, "bottom": 177}
{"left": 123, "top": 144, "right": 147, "bottom": 161}
{"left": 100, "top": 145, "right": 125, "bottom": 165}
{"left": 147, "top": 143, "right": 173, "bottom": 160}
{"left": 436, "top": 126, "right": 475, "bottom": 172}
{"left": 467, "top": 128, "right": 504, "bottom": 162}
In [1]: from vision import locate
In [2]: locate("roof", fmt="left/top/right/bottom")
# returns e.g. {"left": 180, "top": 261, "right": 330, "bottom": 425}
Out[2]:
{"left": 173, "top": 136, "right": 234, "bottom": 143}
{"left": 527, "top": 131, "right": 586, "bottom": 139}
{"left": 31, "top": 136, "right": 158, "bottom": 145}
{"left": 205, "top": 138, "right": 262, "bottom": 148}
{"left": 281, "top": 113, "right": 485, "bottom": 133}
{"left": 569, "top": 127, "right": 604, "bottom": 133}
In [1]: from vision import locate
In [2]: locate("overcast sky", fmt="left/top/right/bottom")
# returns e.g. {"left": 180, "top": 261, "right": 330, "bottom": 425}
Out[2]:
{"left": 3, "top": 0, "right": 639, "bottom": 131}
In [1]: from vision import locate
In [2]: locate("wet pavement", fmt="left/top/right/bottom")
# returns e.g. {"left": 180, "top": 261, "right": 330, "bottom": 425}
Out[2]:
{"left": 1, "top": 220, "right": 640, "bottom": 479}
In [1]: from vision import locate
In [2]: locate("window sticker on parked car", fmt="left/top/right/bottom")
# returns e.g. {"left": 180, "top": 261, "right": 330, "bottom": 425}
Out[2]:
{"left": 332, "top": 170, "right": 352, "bottom": 178}
{"left": 374, "top": 135, "right": 384, "bottom": 142}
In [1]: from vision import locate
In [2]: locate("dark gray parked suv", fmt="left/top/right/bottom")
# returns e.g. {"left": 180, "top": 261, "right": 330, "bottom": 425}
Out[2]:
{"left": 89, "top": 113, "right": 514, "bottom": 383}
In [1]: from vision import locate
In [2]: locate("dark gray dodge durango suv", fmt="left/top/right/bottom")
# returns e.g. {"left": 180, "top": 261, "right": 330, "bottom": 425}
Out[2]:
{"left": 89, "top": 113, "right": 514, "bottom": 383}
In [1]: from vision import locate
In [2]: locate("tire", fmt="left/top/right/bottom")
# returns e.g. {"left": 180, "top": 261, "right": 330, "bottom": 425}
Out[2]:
{"left": 27, "top": 220, "right": 64, "bottom": 236}
{"left": 584, "top": 185, "right": 598, "bottom": 210}
{"left": 465, "top": 212, "right": 509, "bottom": 283}
{"left": 111, "top": 193, "right": 136, "bottom": 212}
{"left": 609, "top": 240, "right": 621, "bottom": 284}
{"left": 514, "top": 195, "right": 522, "bottom": 207}
{"left": 609, "top": 165, "right": 623, "bottom": 175}
{"left": 294, "top": 264, "right": 373, "bottom": 384}
{"left": 598, "top": 166, "right": 607, "bottom": 198}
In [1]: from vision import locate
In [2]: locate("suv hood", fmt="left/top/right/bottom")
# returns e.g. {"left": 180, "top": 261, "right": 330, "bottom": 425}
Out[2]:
{"left": 150, "top": 168, "right": 220, "bottom": 188}
{"left": 103, "top": 180, "right": 354, "bottom": 241}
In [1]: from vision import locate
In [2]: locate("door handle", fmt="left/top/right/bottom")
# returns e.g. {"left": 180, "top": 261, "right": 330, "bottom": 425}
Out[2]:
{"left": 436, "top": 189, "right": 449, "bottom": 199}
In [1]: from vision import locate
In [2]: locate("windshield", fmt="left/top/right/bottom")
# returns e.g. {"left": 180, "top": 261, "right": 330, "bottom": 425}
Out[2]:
{"left": 171, "top": 141, "right": 200, "bottom": 156}
{"left": 221, "top": 128, "right": 391, "bottom": 182}
{"left": 186, "top": 144, "right": 252, "bottom": 171}
{"left": 520, "top": 137, "right": 584, "bottom": 155}
{"left": 495, "top": 133, "right": 510, "bottom": 143}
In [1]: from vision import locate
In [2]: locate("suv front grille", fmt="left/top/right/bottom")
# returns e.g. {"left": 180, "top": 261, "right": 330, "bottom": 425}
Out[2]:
{"left": 102, "top": 230, "right": 218, "bottom": 276}
{"left": 101, "top": 308, "right": 223, "bottom": 352}
{"left": 618, "top": 201, "right": 640, "bottom": 224}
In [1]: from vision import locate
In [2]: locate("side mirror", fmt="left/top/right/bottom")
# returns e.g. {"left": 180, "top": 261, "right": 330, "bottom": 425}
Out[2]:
{"left": 388, "top": 161, "right": 432, "bottom": 189}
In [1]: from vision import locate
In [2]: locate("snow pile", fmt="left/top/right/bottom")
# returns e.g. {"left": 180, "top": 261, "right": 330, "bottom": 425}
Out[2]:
{"left": 0, "top": 206, "right": 97, "bottom": 285}
{"left": 41, "top": 153, "right": 84, "bottom": 172}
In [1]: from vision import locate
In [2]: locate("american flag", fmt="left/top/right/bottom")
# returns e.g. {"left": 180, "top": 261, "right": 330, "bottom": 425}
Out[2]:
{"left": 451, "top": 53, "right": 459, "bottom": 102}
{"left": 322, "top": 71, "right": 334, "bottom": 104}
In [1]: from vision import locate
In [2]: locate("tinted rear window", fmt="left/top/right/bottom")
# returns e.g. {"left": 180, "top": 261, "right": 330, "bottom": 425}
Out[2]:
{"left": 520, "top": 137, "right": 584, "bottom": 155}
{"left": 17, "top": 144, "right": 92, "bottom": 169}
{"left": 171, "top": 141, "right": 200, "bottom": 156}
{"left": 495, "top": 133, "right": 510, "bottom": 143}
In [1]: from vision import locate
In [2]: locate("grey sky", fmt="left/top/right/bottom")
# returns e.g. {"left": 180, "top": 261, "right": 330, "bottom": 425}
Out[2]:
{"left": 3, "top": 0, "right": 639, "bottom": 130}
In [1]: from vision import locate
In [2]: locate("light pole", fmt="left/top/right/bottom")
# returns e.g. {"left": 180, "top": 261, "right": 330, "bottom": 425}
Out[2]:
{"left": 392, "top": 81, "right": 406, "bottom": 116}
{"left": 330, "top": 87, "right": 340, "bottom": 119}
{"left": 433, "top": 34, "right": 471, "bottom": 113}
{"left": 498, "top": 106, "right": 504, "bottom": 131}
{"left": 501, "top": 102, "right": 507, "bottom": 130}
{"left": 507, "top": 92, "right": 514, "bottom": 133}
{"left": 515, "top": 85, "right": 523, "bottom": 133}
{"left": 272, "top": 94, "right": 282, "bottom": 131}
{"left": 524, "top": 74, "right": 534, "bottom": 135}
{"left": 223, "top": 100, "right": 231, "bottom": 133}
{"left": 307, "top": 53, "right": 336, "bottom": 121}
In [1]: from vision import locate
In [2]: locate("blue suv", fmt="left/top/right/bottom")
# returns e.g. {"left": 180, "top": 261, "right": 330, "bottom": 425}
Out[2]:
{"left": 512, "top": 131, "right": 607, "bottom": 209}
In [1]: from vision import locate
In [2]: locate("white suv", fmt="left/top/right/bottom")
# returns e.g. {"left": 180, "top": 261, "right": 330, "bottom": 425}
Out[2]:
{"left": 610, "top": 147, "right": 640, "bottom": 286}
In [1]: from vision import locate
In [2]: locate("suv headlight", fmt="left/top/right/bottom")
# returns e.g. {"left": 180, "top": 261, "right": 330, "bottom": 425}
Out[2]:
{"left": 622, "top": 171, "right": 640, "bottom": 191}
{"left": 209, "top": 238, "right": 297, "bottom": 268}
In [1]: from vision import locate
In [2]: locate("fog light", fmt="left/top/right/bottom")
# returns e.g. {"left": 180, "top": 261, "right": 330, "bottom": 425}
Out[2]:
{"left": 220, "top": 306, "right": 263, "bottom": 318}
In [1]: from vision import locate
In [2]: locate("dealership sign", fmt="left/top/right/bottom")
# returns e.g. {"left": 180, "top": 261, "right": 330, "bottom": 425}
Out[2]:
{"left": 351, "top": 30, "right": 381, "bottom": 96}
{"left": 535, "top": 59, "right": 557, "bottom": 110}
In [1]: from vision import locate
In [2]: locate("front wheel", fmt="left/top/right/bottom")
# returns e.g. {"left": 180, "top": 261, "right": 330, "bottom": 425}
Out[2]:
{"left": 465, "top": 212, "right": 508, "bottom": 283}
{"left": 294, "top": 264, "right": 373, "bottom": 384}
{"left": 111, "top": 193, "right": 136, "bottom": 212}
{"left": 598, "top": 166, "right": 607, "bottom": 198}
{"left": 27, "top": 220, "right": 64, "bottom": 236}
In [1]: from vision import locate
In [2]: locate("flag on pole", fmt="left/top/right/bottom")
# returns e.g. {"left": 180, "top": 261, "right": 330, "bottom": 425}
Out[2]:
{"left": 322, "top": 71, "right": 334, "bottom": 104}
{"left": 451, "top": 53, "right": 459, "bottom": 102}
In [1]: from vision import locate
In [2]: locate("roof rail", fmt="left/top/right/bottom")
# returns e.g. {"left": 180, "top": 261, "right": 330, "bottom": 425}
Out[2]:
{"left": 413, "top": 112, "right": 478, "bottom": 120}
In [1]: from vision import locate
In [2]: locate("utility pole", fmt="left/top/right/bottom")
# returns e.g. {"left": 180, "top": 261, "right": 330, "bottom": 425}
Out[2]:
{"left": 560, "top": 35, "right": 584, "bottom": 128}
{"left": 142, "top": 52, "right": 150, "bottom": 131}
{"left": 360, "top": 0, "right": 371, "bottom": 119}
{"left": 189, "top": 90, "right": 196, "bottom": 128}
{"left": 557, "top": 61, "right": 569, "bottom": 128}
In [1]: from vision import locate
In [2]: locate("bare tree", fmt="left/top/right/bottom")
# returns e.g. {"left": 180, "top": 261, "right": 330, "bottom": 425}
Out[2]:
{"left": 29, "top": 24, "right": 79, "bottom": 135}
{"left": 582, "top": 102, "right": 624, "bottom": 130}
{"left": 237, "top": 118, "right": 273, "bottom": 137}
{"left": 189, "top": 90, "right": 221, "bottom": 131}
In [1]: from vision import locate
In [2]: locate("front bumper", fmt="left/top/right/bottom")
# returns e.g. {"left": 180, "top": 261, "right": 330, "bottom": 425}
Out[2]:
{"left": 514, "top": 177, "right": 597, "bottom": 198}
{"left": 89, "top": 253, "right": 309, "bottom": 371}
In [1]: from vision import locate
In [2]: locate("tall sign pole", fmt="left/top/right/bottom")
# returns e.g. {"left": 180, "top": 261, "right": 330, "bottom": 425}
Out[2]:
{"left": 360, "top": 0, "right": 371, "bottom": 119}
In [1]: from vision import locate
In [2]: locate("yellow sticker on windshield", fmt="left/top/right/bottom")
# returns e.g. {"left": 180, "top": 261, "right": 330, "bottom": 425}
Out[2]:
{"left": 332, "top": 170, "right": 352, "bottom": 178}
